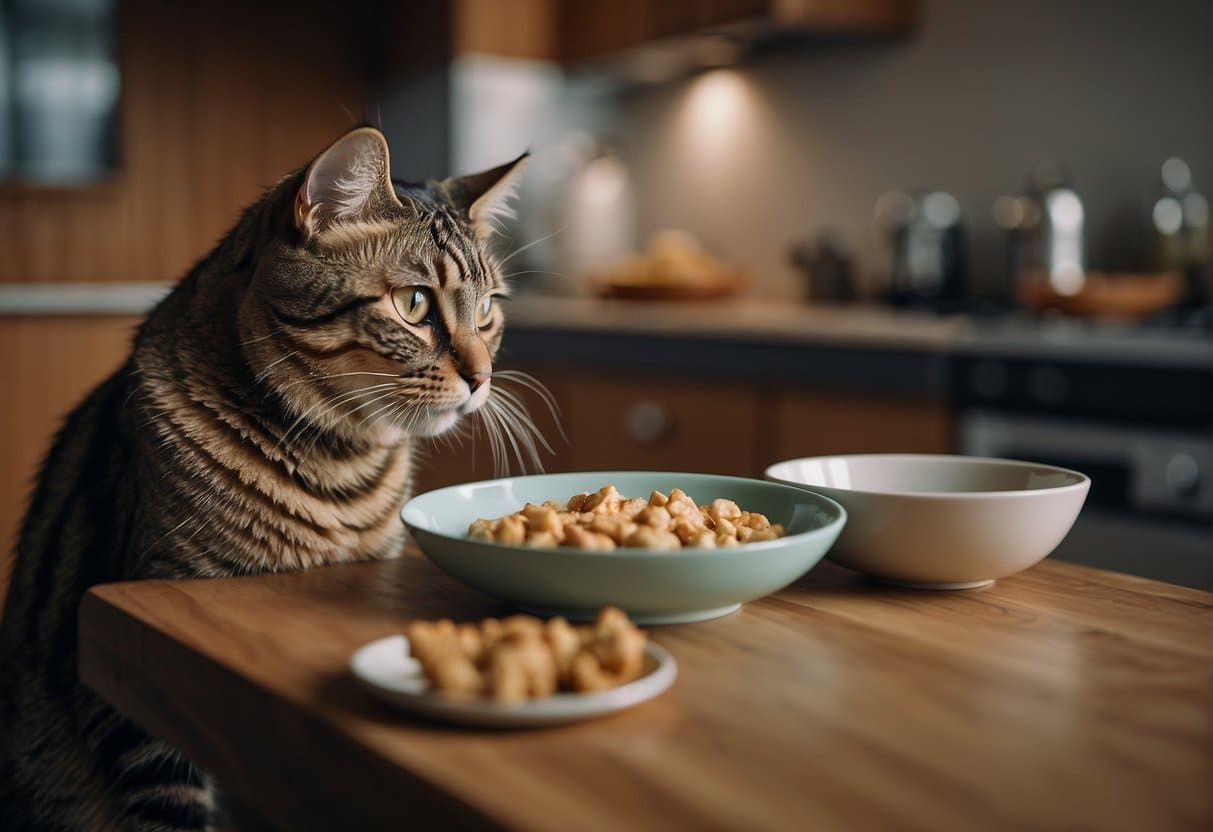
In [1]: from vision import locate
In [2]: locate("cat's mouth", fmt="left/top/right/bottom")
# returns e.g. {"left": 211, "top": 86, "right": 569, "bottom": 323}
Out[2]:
{"left": 416, "top": 383, "right": 490, "bottom": 437}
{"left": 421, "top": 409, "right": 462, "bottom": 437}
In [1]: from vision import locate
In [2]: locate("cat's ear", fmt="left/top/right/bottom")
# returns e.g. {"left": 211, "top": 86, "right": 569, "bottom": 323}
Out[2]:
{"left": 448, "top": 153, "right": 529, "bottom": 238}
{"left": 294, "top": 127, "right": 402, "bottom": 237}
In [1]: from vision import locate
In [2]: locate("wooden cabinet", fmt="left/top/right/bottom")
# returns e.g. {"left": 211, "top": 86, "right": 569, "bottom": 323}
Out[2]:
{"left": 559, "top": 373, "right": 758, "bottom": 476}
{"left": 414, "top": 370, "right": 761, "bottom": 488}
{"left": 415, "top": 370, "right": 953, "bottom": 492}
{"left": 452, "top": 0, "right": 917, "bottom": 63}
{"left": 0, "top": 316, "right": 140, "bottom": 613}
{"left": 766, "top": 390, "right": 953, "bottom": 462}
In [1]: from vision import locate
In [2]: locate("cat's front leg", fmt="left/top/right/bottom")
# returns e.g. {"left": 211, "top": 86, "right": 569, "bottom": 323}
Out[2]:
{"left": 80, "top": 694, "right": 217, "bottom": 832}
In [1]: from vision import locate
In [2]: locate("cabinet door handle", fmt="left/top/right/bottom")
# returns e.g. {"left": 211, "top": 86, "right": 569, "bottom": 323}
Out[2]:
{"left": 625, "top": 401, "right": 673, "bottom": 444}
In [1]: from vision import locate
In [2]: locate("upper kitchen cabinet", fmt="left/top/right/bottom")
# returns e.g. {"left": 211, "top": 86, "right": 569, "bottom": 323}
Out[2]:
{"left": 452, "top": 0, "right": 918, "bottom": 64}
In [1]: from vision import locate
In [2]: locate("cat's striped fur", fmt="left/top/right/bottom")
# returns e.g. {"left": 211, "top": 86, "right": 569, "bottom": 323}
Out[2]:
{"left": 0, "top": 127, "right": 527, "bottom": 830}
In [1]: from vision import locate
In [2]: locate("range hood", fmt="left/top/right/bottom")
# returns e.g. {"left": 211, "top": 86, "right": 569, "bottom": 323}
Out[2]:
{"left": 452, "top": 0, "right": 918, "bottom": 67}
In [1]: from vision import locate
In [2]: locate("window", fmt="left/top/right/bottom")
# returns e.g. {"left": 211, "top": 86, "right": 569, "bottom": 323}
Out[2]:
{"left": 0, "top": 0, "right": 119, "bottom": 183}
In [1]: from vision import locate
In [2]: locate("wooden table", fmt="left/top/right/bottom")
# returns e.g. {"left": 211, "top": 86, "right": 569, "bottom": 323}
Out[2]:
{"left": 79, "top": 551, "right": 1213, "bottom": 831}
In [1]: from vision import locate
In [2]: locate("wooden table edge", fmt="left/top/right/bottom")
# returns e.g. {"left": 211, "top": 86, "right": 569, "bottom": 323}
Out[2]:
{"left": 78, "top": 588, "right": 502, "bottom": 832}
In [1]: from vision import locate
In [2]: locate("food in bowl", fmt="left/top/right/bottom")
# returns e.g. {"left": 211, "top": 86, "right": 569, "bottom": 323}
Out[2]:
{"left": 405, "top": 607, "right": 647, "bottom": 703}
{"left": 404, "top": 472, "right": 845, "bottom": 624}
{"left": 467, "top": 484, "right": 786, "bottom": 550}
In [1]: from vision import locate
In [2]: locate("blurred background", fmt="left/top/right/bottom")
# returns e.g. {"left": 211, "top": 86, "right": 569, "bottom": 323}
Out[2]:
{"left": 0, "top": 0, "right": 1210, "bottom": 593}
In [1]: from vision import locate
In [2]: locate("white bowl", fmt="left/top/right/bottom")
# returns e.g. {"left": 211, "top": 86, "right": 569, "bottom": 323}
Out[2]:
{"left": 764, "top": 454, "right": 1090, "bottom": 589}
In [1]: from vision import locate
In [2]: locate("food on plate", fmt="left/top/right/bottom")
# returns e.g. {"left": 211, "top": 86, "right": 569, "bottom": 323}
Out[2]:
{"left": 593, "top": 230, "right": 745, "bottom": 297}
{"left": 467, "top": 484, "right": 786, "bottom": 549}
{"left": 404, "top": 607, "right": 648, "bottom": 703}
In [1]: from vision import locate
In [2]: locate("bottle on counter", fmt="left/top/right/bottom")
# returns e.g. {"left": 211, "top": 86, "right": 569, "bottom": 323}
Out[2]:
{"left": 788, "top": 231, "right": 856, "bottom": 304}
{"left": 994, "top": 162, "right": 1086, "bottom": 300}
{"left": 556, "top": 136, "right": 638, "bottom": 294}
{"left": 875, "top": 190, "right": 967, "bottom": 311}
{"left": 1152, "top": 157, "right": 1210, "bottom": 307}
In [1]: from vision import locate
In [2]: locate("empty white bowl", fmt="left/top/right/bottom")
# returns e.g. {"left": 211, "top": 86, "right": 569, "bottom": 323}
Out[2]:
{"left": 764, "top": 454, "right": 1090, "bottom": 589}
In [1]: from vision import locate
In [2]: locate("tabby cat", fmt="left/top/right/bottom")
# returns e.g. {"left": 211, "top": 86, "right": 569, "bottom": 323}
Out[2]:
{"left": 0, "top": 126, "right": 530, "bottom": 830}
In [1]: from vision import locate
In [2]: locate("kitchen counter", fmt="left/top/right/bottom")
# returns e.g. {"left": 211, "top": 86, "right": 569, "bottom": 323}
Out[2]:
{"left": 504, "top": 295, "right": 964, "bottom": 351}
{"left": 503, "top": 295, "right": 1213, "bottom": 369}
{"left": 2, "top": 284, "right": 1209, "bottom": 379}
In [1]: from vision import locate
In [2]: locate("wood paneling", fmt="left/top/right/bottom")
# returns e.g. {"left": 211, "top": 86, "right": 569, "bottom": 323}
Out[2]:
{"left": 0, "top": 316, "right": 140, "bottom": 614}
{"left": 560, "top": 374, "right": 759, "bottom": 476}
{"left": 454, "top": 0, "right": 559, "bottom": 61}
{"left": 79, "top": 553, "right": 1213, "bottom": 831}
{"left": 767, "top": 390, "right": 952, "bottom": 465}
{"left": 0, "top": 0, "right": 374, "bottom": 608}
{"left": 557, "top": 0, "right": 769, "bottom": 62}
{"left": 0, "top": 0, "right": 461, "bottom": 610}
{"left": 0, "top": 0, "right": 368, "bottom": 285}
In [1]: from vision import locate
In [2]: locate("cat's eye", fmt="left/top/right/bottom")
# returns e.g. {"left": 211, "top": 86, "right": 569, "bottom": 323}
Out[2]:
{"left": 393, "top": 287, "right": 430, "bottom": 325}
{"left": 475, "top": 296, "right": 496, "bottom": 329}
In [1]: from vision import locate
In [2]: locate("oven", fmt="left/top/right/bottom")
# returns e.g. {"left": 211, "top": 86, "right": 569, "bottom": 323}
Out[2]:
{"left": 954, "top": 353, "right": 1213, "bottom": 590}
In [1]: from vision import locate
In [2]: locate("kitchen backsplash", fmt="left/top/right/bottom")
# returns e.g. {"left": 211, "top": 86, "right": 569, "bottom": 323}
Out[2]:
{"left": 392, "top": 0, "right": 1212, "bottom": 302}
{"left": 607, "top": 0, "right": 1213, "bottom": 300}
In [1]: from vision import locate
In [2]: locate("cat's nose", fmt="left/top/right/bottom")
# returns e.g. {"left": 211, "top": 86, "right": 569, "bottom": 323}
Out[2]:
{"left": 452, "top": 336, "right": 491, "bottom": 394}
{"left": 462, "top": 371, "right": 490, "bottom": 394}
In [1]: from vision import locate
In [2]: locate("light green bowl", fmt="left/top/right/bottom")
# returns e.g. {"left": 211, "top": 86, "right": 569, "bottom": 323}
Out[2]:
{"left": 401, "top": 471, "right": 846, "bottom": 624}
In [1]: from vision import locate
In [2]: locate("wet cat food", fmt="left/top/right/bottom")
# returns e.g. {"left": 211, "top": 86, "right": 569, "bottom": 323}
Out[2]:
{"left": 467, "top": 485, "right": 786, "bottom": 550}
{"left": 405, "top": 606, "right": 647, "bottom": 703}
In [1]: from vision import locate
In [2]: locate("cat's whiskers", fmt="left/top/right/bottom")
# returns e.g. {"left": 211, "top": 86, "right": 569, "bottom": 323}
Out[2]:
{"left": 497, "top": 224, "right": 567, "bottom": 267}
{"left": 498, "top": 396, "right": 546, "bottom": 469}
{"left": 253, "top": 349, "right": 301, "bottom": 383}
{"left": 264, "top": 370, "right": 404, "bottom": 404}
{"left": 272, "top": 382, "right": 402, "bottom": 457}
{"left": 491, "top": 370, "right": 566, "bottom": 445}
{"left": 475, "top": 382, "right": 552, "bottom": 476}
{"left": 491, "top": 383, "right": 558, "bottom": 455}
{"left": 489, "top": 372, "right": 565, "bottom": 462}
{"left": 498, "top": 269, "right": 566, "bottom": 281}
{"left": 492, "top": 370, "right": 561, "bottom": 413}
{"left": 351, "top": 388, "right": 417, "bottom": 432}
{"left": 489, "top": 397, "right": 535, "bottom": 472}
{"left": 476, "top": 404, "right": 507, "bottom": 476}
{"left": 278, "top": 370, "right": 403, "bottom": 389}
{"left": 239, "top": 326, "right": 289, "bottom": 347}
{"left": 294, "top": 381, "right": 423, "bottom": 459}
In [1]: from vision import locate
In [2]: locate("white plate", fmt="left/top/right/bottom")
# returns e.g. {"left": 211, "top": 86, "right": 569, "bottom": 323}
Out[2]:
{"left": 349, "top": 634, "right": 677, "bottom": 728}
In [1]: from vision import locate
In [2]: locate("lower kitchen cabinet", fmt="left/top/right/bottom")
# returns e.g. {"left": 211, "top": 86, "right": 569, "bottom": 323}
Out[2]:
{"left": 767, "top": 390, "right": 954, "bottom": 462}
{"left": 415, "top": 371, "right": 955, "bottom": 490}
{"left": 558, "top": 373, "right": 759, "bottom": 477}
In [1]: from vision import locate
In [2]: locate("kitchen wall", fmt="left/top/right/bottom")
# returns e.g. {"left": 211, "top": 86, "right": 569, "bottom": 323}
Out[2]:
{"left": 0, "top": 0, "right": 372, "bottom": 608}
{"left": 0, "top": 0, "right": 367, "bottom": 285}
{"left": 607, "top": 0, "right": 1213, "bottom": 298}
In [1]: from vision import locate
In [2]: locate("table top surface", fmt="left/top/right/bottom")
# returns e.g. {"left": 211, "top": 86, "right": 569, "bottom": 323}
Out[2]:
{"left": 79, "top": 551, "right": 1213, "bottom": 832}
